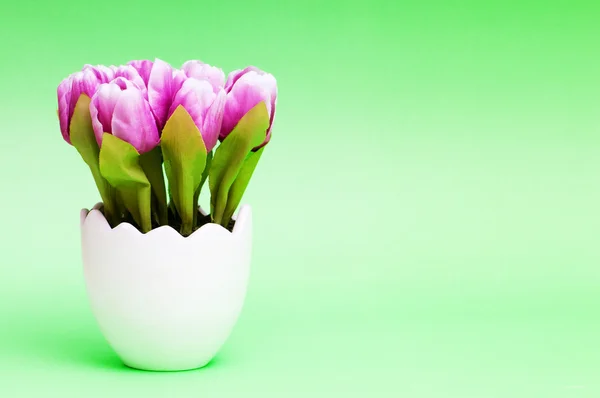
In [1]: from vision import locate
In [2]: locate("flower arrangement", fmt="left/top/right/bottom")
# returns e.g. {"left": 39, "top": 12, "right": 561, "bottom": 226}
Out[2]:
{"left": 58, "top": 59, "right": 277, "bottom": 236}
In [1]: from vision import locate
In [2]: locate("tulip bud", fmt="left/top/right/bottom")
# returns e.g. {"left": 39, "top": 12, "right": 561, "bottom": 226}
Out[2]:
{"left": 220, "top": 67, "right": 277, "bottom": 150}
{"left": 167, "top": 76, "right": 226, "bottom": 152}
{"left": 57, "top": 65, "right": 114, "bottom": 144}
{"left": 89, "top": 77, "right": 160, "bottom": 154}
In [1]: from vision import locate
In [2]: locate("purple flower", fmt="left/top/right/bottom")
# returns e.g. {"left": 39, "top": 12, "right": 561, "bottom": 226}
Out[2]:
{"left": 220, "top": 66, "right": 277, "bottom": 150}
{"left": 89, "top": 77, "right": 160, "bottom": 154}
{"left": 167, "top": 74, "right": 226, "bottom": 152}
{"left": 57, "top": 65, "right": 114, "bottom": 144}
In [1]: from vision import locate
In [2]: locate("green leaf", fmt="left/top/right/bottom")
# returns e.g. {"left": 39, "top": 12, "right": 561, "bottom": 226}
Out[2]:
{"left": 221, "top": 147, "right": 264, "bottom": 225}
{"left": 161, "top": 105, "right": 207, "bottom": 236}
{"left": 209, "top": 102, "right": 269, "bottom": 226}
{"left": 99, "top": 134, "right": 152, "bottom": 233}
{"left": 139, "top": 146, "right": 168, "bottom": 226}
{"left": 69, "top": 94, "right": 119, "bottom": 224}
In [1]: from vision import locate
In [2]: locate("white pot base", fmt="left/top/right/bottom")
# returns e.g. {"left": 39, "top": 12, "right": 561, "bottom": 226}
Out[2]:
{"left": 80, "top": 203, "right": 252, "bottom": 371}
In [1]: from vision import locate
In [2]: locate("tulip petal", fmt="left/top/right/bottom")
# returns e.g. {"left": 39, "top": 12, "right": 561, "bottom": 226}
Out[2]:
{"left": 79, "top": 68, "right": 105, "bottom": 98}
{"left": 83, "top": 64, "right": 114, "bottom": 82}
{"left": 261, "top": 79, "right": 278, "bottom": 148}
{"left": 171, "top": 69, "right": 188, "bottom": 95}
{"left": 202, "top": 88, "right": 226, "bottom": 151}
{"left": 128, "top": 59, "right": 153, "bottom": 86}
{"left": 112, "top": 65, "right": 146, "bottom": 94}
{"left": 90, "top": 82, "right": 123, "bottom": 146}
{"left": 68, "top": 71, "right": 96, "bottom": 128}
{"left": 57, "top": 76, "right": 73, "bottom": 142}
{"left": 98, "top": 65, "right": 115, "bottom": 81}
{"left": 111, "top": 76, "right": 137, "bottom": 91}
{"left": 224, "top": 66, "right": 259, "bottom": 92}
{"left": 182, "top": 60, "right": 225, "bottom": 92}
{"left": 111, "top": 88, "right": 160, "bottom": 154}
{"left": 147, "top": 58, "right": 175, "bottom": 129}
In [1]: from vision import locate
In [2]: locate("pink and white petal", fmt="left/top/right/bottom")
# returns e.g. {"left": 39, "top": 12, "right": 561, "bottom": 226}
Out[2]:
{"left": 182, "top": 60, "right": 225, "bottom": 91}
{"left": 79, "top": 68, "right": 103, "bottom": 98}
{"left": 201, "top": 88, "right": 226, "bottom": 151}
{"left": 110, "top": 76, "right": 138, "bottom": 90}
{"left": 172, "top": 69, "right": 187, "bottom": 94}
{"left": 127, "top": 59, "right": 153, "bottom": 86}
{"left": 97, "top": 65, "right": 116, "bottom": 82}
{"left": 91, "top": 82, "right": 123, "bottom": 143}
{"left": 82, "top": 64, "right": 114, "bottom": 83}
{"left": 147, "top": 58, "right": 175, "bottom": 129}
{"left": 265, "top": 73, "right": 278, "bottom": 138}
{"left": 112, "top": 65, "right": 147, "bottom": 96}
{"left": 224, "top": 66, "right": 260, "bottom": 92}
{"left": 68, "top": 71, "right": 85, "bottom": 118}
{"left": 89, "top": 93, "right": 107, "bottom": 147}
{"left": 111, "top": 88, "right": 159, "bottom": 154}
{"left": 57, "top": 76, "right": 73, "bottom": 142}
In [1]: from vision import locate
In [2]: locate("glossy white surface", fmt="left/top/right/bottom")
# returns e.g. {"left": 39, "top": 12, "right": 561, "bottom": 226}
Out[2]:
{"left": 80, "top": 203, "right": 252, "bottom": 371}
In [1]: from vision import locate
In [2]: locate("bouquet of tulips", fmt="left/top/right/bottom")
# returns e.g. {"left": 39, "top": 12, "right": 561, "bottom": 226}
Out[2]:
{"left": 57, "top": 59, "right": 277, "bottom": 236}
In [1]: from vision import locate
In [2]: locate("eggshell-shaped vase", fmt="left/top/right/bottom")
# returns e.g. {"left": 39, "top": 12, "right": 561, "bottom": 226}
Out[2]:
{"left": 79, "top": 203, "right": 252, "bottom": 371}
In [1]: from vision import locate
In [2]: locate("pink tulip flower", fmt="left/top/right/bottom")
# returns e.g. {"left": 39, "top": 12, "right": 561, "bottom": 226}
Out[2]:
{"left": 167, "top": 72, "right": 226, "bottom": 152}
{"left": 220, "top": 66, "right": 277, "bottom": 150}
{"left": 57, "top": 65, "right": 114, "bottom": 144}
{"left": 89, "top": 77, "right": 160, "bottom": 154}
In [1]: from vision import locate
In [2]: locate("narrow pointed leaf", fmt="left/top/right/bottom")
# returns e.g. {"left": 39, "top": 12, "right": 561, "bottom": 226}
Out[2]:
{"left": 221, "top": 147, "right": 264, "bottom": 225}
{"left": 209, "top": 101, "right": 269, "bottom": 225}
{"left": 99, "top": 133, "right": 152, "bottom": 233}
{"left": 69, "top": 94, "right": 119, "bottom": 224}
{"left": 161, "top": 105, "right": 207, "bottom": 236}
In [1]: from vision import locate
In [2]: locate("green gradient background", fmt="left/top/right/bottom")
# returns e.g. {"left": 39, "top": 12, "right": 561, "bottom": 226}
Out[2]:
{"left": 1, "top": 0, "right": 600, "bottom": 396}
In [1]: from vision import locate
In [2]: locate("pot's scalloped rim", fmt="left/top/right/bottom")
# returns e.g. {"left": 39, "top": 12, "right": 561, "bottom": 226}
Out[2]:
{"left": 80, "top": 202, "right": 251, "bottom": 239}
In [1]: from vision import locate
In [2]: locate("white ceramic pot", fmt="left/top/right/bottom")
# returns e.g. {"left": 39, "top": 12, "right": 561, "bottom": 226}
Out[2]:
{"left": 79, "top": 203, "right": 252, "bottom": 371}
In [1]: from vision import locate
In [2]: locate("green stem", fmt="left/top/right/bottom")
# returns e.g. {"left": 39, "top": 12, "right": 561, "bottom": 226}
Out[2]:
{"left": 139, "top": 147, "right": 168, "bottom": 226}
